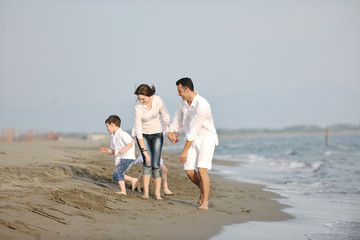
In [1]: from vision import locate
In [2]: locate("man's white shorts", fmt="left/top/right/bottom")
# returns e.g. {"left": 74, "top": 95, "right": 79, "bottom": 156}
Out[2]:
{"left": 184, "top": 133, "right": 217, "bottom": 171}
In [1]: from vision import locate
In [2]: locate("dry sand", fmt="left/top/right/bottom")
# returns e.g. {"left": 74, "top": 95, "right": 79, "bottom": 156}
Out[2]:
{"left": 0, "top": 139, "right": 292, "bottom": 240}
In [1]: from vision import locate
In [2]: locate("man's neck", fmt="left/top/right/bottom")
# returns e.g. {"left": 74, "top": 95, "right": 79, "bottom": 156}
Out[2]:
{"left": 187, "top": 92, "right": 197, "bottom": 105}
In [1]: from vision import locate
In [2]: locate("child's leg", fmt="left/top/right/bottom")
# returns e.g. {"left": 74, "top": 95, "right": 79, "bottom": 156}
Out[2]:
{"left": 115, "top": 159, "right": 136, "bottom": 194}
{"left": 124, "top": 174, "right": 138, "bottom": 191}
{"left": 116, "top": 181, "right": 127, "bottom": 195}
{"left": 161, "top": 164, "right": 174, "bottom": 195}
{"left": 137, "top": 172, "right": 143, "bottom": 192}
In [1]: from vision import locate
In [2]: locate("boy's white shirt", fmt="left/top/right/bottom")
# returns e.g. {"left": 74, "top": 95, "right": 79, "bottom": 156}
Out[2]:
{"left": 110, "top": 128, "right": 136, "bottom": 165}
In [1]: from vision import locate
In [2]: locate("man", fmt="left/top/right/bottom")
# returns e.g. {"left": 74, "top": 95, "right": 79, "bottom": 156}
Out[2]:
{"left": 168, "top": 77, "right": 218, "bottom": 210}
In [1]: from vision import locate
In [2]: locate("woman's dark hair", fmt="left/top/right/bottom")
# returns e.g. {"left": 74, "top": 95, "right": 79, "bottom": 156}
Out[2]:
{"left": 105, "top": 115, "right": 121, "bottom": 127}
{"left": 134, "top": 84, "right": 156, "bottom": 97}
{"left": 176, "top": 77, "right": 194, "bottom": 91}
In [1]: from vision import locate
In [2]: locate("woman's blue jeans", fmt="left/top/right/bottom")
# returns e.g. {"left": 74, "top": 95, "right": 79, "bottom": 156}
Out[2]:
{"left": 136, "top": 133, "right": 163, "bottom": 179}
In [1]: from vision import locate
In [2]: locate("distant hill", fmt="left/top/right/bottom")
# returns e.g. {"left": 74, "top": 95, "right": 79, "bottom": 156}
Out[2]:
{"left": 217, "top": 124, "right": 360, "bottom": 136}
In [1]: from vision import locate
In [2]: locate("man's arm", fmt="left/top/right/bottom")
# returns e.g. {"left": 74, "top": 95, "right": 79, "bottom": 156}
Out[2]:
{"left": 180, "top": 140, "right": 193, "bottom": 163}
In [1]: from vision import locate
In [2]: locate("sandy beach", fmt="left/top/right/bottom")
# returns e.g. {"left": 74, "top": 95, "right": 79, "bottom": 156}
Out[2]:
{"left": 0, "top": 139, "right": 292, "bottom": 240}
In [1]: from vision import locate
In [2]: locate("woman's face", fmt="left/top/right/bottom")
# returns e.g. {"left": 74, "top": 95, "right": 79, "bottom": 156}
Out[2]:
{"left": 137, "top": 94, "right": 150, "bottom": 105}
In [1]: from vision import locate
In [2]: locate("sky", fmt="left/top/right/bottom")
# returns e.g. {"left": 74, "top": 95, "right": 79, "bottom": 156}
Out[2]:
{"left": 1, "top": 0, "right": 359, "bottom": 133}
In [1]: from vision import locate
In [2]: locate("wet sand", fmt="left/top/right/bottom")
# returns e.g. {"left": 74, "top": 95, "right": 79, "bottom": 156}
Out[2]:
{"left": 0, "top": 139, "right": 292, "bottom": 240}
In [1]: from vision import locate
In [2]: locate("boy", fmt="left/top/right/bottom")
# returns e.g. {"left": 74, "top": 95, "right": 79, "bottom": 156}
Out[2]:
{"left": 99, "top": 115, "right": 138, "bottom": 195}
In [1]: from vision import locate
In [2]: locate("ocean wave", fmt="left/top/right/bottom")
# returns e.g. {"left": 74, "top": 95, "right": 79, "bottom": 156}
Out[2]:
{"left": 285, "top": 150, "right": 297, "bottom": 155}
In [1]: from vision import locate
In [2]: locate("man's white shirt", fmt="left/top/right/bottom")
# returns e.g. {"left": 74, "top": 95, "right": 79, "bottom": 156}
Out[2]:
{"left": 169, "top": 93, "right": 218, "bottom": 145}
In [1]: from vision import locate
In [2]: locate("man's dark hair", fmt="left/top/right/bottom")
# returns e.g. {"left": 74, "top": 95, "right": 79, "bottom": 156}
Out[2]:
{"left": 176, "top": 77, "right": 194, "bottom": 91}
{"left": 134, "top": 84, "right": 156, "bottom": 97}
{"left": 105, "top": 115, "right": 121, "bottom": 127}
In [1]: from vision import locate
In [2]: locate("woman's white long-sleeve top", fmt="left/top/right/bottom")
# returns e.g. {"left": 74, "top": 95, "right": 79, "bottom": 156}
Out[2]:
{"left": 133, "top": 95, "right": 170, "bottom": 139}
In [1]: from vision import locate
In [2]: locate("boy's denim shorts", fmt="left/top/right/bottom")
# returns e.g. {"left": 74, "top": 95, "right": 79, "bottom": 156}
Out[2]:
{"left": 112, "top": 159, "right": 135, "bottom": 181}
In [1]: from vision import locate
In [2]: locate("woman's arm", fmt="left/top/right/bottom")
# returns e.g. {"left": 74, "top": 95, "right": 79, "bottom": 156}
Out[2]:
{"left": 159, "top": 96, "right": 171, "bottom": 130}
{"left": 137, "top": 138, "right": 150, "bottom": 163}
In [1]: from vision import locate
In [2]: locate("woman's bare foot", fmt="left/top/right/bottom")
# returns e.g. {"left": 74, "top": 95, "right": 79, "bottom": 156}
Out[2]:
{"left": 131, "top": 179, "right": 138, "bottom": 191}
{"left": 164, "top": 189, "right": 174, "bottom": 195}
{"left": 116, "top": 191, "right": 127, "bottom": 195}
{"left": 198, "top": 204, "right": 208, "bottom": 210}
{"left": 155, "top": 195, "right": 163, "bottom": 201}
{"left": 142, "top": 194, "right": 149, "bottom": 200}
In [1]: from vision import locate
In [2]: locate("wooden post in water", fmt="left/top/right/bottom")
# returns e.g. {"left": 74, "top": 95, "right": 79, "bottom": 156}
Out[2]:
{"left": 325, "top": 123, "right": 329, "bottom": 146}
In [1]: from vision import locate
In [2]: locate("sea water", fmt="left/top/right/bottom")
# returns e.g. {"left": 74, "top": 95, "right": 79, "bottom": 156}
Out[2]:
{"left": 164, "top": 133, "right": 360, "bottom": 240}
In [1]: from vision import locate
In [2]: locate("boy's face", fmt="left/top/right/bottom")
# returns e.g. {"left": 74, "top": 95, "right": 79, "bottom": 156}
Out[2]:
{"left": 106, "top": 123, "right": 117, "bottom": 134}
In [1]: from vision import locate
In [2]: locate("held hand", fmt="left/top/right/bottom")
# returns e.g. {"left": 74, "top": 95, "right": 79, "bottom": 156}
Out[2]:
{"left": 167, "top": 132, "right": 175, "bottom": 142}
{"left": 173, "top": 132, "right": 180, "bottom": 143}
{"left": 168, "top": 132, "right": 180, "bottom": 143}
{"left": 180, "top": 150, "right": 188, "bottom": 163}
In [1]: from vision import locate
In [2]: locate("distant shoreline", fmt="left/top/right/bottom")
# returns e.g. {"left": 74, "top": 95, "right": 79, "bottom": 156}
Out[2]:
{"left": 2, "top": 123, "right": 359, "bottom": 142}
{"left": 217, "top": 130, "right": 360, "bottom": 139}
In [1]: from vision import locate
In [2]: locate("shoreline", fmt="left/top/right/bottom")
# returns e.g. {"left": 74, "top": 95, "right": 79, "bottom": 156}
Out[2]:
{"left": 0, "top": 140, "right": 292, "bottom": 239}
{"left": 216, "top": 129, "right": 360, "bottom": 139}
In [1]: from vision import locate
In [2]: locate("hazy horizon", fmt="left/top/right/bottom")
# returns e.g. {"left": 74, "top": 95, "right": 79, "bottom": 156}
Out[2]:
{"left": 1, "top": 0, "right": 359, "bottom": 133}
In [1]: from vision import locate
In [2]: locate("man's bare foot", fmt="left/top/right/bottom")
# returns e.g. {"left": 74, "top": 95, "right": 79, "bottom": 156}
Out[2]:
{"left": 198, "top": 204, "right": 208, "bottom": 210}
{"left": 116, "top": 191, "right": 127, "bottom": 195}
{"left": 142, "top": 194, "right": 149, "bottom": 200}
{"left": 131, "top": 179, "right": 138, "bottom": 191}
{"left": 155, "top": 195, "right": 163, "bottom": 201}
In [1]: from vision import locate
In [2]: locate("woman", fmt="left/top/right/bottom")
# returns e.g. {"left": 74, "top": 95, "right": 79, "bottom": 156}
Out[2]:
{"left": 133, "top": 84, "right": 170, "bottom": 200}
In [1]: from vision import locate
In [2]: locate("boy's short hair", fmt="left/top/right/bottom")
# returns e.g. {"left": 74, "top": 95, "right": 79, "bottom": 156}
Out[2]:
{"left": 105, "top": 115, "right": 121, "bottom": 127}
{"left": 176, "top": 77, "right": 194, "bottom": 91}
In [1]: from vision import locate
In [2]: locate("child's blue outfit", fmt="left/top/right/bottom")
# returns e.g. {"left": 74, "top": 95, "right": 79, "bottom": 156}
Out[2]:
{"left": 110, "top": 128, "right": 136, "bottom": 181}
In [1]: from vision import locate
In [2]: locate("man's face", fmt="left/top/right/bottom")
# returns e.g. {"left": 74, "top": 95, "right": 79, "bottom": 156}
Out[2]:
{"left": 177, "top": 84, "right": 188, "bottom": 100}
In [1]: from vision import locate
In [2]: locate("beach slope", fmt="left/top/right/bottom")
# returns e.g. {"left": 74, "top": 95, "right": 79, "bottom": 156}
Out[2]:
{"left": 0, "top": 140, "right": 291, "bottom": 240}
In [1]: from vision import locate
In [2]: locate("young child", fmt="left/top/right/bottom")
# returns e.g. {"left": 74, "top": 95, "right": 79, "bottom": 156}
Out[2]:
{"left": 99, "top": 115, "right": 138, "bottom": 195}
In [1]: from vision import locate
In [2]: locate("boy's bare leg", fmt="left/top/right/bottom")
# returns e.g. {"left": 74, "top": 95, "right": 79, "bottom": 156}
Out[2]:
{"left": 142, "top": 174, "right": 151, "bottom": 199}
{"left": 161, "top": 165, "right": 174, "bottom": 195}
{"left": 116, "top": 181, "right": 127, "bottom": 195}
{"left": 124, "top": 174, "right": 138, "bottom": 191}
{"left": 137, "top": 173, "right": 143, "bottom": 192}
{"left": 154, "top": 177, "right": 163, "bottom": 200}
{"left": 197, "top": 168, "right": 210, "bottom": 210}
{"left": 185, "top": 170, "right": 203, "bottom": 204}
